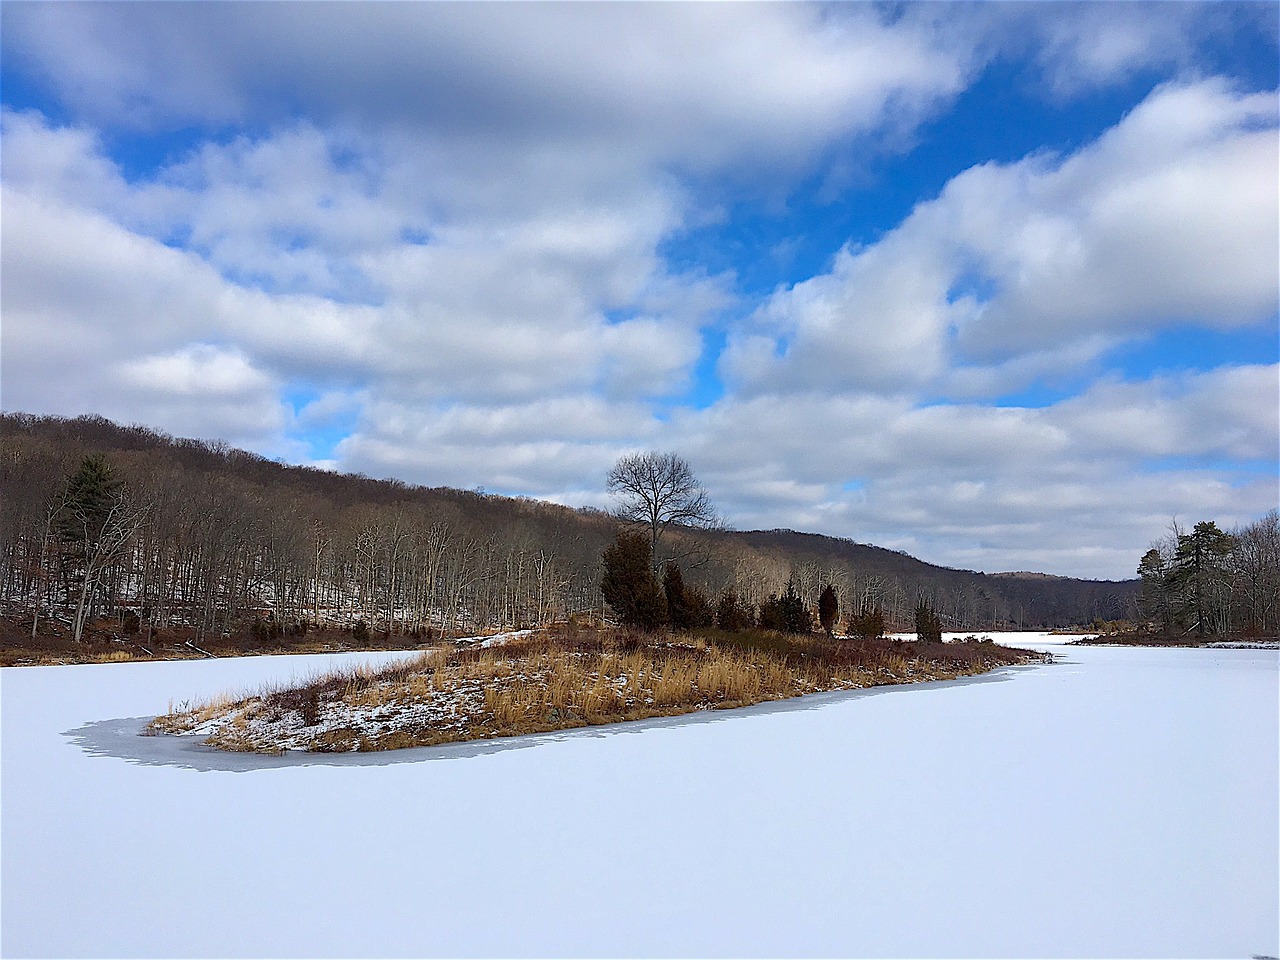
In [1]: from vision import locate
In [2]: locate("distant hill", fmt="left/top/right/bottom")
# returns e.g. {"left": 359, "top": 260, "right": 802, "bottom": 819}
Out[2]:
{"left": 0, "top": 412, "right": 1137, "bottom": 633}
{"left": 991, "top": 571, "right": 1069, "bottom": 579}
{"left": 709, "top": 528, "right": 1135, "bottom": 629}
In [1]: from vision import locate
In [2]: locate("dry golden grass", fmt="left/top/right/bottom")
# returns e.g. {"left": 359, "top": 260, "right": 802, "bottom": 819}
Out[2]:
{"left": 148, "top": 627, "right": 1046, "bottom": 753}
{"left": 94, "top": 650, "right": 137, "bottom": 663}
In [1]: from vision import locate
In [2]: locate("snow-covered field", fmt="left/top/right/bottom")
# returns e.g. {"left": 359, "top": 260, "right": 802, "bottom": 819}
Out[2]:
{"left": 2, "top": 634, "right": 1276, "bottom": 958}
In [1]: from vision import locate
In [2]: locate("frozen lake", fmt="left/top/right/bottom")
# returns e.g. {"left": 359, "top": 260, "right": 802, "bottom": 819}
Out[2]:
{"left": 2, "top": 634, "right": 1276, "bottom": 958}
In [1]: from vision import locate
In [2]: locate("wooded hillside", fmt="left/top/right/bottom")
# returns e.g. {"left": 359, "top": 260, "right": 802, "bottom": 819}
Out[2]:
{"left": 0, "top": 412, "right": 1138, "bottom": 643}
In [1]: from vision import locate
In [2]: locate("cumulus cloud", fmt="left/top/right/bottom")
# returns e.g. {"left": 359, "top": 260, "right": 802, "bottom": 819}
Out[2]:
{"left": 336, "top": 395, "right": 652, "bottom": 496}
{"left": 1024, "top": 2, "right": 1237, "bottom": 95}
{"left": 0, "top": 109, "right": 718, "bottom": 412}
{"left": 661, "top": 363, "right": 1278, "bottom": 578}
{"left": 1054, "top": 364, "right": 1280, "bottom": 462}
{"left": 730, "top": 78, "right": 1278, "bottom": 398}
{"left": 118, "top": 344, "right": 271, "bottom": 397}
{"left": 955, "top": 79, "right": 1278, "bottom": 356}
{"left": 110, "top": 345, "right": 289, "bottom": 442}
{"left": 1, "top": 3, "right": 972, "bottom": 167}
{"left": 0, "top": 108, "right": 177, "bottom": 226}
{"left": 2, "top": 5, "right": 1275, "bottom": 580}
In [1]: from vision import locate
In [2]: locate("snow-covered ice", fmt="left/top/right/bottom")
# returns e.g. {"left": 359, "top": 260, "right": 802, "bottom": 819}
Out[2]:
{"left": 2, "top": 635, "right": 1276, "bottom": 958}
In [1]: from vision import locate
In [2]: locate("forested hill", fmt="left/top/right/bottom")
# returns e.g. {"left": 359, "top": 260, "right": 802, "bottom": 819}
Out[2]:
{"left": 0, "top": 412, "right": 1137, "bottom": 636}
{"left": 718, "top": 528, "right": 1136, "bottom": 629}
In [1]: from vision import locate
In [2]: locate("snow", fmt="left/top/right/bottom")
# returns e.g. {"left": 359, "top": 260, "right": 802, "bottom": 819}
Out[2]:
{"left": 2, "top": 635, "right": 1276, "bottom": 959}
{"left": 472, "top": 629, "right": 536, "bottom": 648}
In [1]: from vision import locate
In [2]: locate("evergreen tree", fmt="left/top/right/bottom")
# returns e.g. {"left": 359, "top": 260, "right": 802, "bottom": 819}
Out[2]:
{"left": 914, "top": 600, "right": 942, "bottom": 643}
{"left": 759, "top": 579, "right": 811, "bottom": 634}
{"left": 663, "top": 562, "right": 692, "bottom": 630}
{"left": 818, "top": 583, "right": 839, "bottom": 637}
{"left": 1137, "top": 547, "right": 1174, "bottom": 633}
{"left": 601, "top": 530, "right": 667, "bottom": 631}
{"left": 684, "top": 584, "right": 715, "bottom": 630}
{"left": 848, "top": 602, "right": 885, "bottom": 640}
{"left": 55, "top": 454, "right": 122, "bottom": 550}
{"left": 1171, "top": 521, "right": 1234, "bottom": 637}
{"left": 715, "top": 589, "right": 751, "bottom": 631}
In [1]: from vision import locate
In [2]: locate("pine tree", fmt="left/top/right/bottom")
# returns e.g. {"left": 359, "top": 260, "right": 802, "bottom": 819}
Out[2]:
{"left": 601, "top": 530, "right": 667, "bottom": 631}
{"left": 760, "top": 579, "right": 811, "bottom": 634}
{"left": 684, "top": 584, "right": 715, "bottom": 630}
{"left": 54, "top": 454, "right": 145, "bottom": 642}
{"left": 848, "top": 602, "right": 885, "bottom": 640}
{"left": 716, "top": 589, "right": 751, "bottom": 631}
{"left": 1171, "top": 521, "right": 1234, "bottom": 637}
{"left": 663, "top": 562, "right": 692, "bottom": 630}
{"left": 1137, "top": 547, "right": 1174, "bottom": 633}
{"left": 55, "top": 454, "right": 122, "bottom": 549}
{"left": 914, "top": 600, "right": 942, "bottom": 644}
{"left": 818, "top": 584, "right": 838, "bottom": 637}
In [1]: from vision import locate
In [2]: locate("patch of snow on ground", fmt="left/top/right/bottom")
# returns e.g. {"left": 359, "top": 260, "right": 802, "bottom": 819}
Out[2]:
{"left": 2, "top": 638, "right": 1276, "bottom": 958}
{"left": 471, "top": 629, "right": 536, "bottom": 647}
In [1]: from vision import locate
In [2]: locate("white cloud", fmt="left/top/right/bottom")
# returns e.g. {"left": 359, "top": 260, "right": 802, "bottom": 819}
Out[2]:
{"left": 336, "top": 395, "right": 651, "bottom": 496}
{"left": 1, "top": 4, "right": 972, "bottom": 170}
{"left": 1031, "top": 4, "right": 1202, "bottom": 94}
{"left": 118, "top": 344, "right": 271, "bottom": 397}
{"left": 1054, "top": 364, "right": 1280, "bottom": 462}
{"left": 0, "top": 111, "right": 718, "bottom": 413}
{"left": 599, "top": 319, "right": 704, "bottom": 399}
{"left": 108, "top": 345, "right": 289, "bottom": 443}
{"left": 957, "top": 79, "right": 1278, "bottom": 356}
{"left": 728, "top": 79, "right": 1278, "bottom": 398}
{"left": 2, "top": 9, "right": 1275, "bottom": 581}
{"left": 722, "top": 234, "right": 958, "bottom": 396}
{"left": 651, "top": 360, "right": 1278, "bottom": 578}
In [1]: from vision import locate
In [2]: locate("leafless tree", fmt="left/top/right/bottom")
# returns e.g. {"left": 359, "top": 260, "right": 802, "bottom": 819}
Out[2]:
{"left": 64, "top": 490, "right": 151, "bottom": 643}
{"left": 1231, "top": 510, "right": 1280, "bottom": 635}
{"left": 606, "top": 452, "right": 720, "bottom": 565}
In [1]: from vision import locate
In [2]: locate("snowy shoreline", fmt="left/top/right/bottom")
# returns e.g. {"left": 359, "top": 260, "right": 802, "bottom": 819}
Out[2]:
{"left": 69, "top": 662, "right": 1036, "bottom": 773}
{"left": 1069, "top": 636, "right": 1279, "bottom": 649}
{"left": 145, "top": 630, "right": 1047, "bottom": 755}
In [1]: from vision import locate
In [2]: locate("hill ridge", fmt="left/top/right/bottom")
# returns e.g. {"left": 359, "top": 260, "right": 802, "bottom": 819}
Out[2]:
{"left": 0, "top": 411, "right": 1137, "bottom": 630}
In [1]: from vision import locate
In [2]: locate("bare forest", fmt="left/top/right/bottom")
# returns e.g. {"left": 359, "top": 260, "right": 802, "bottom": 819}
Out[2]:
{"left": 1, "top": 413, "right": 1141, "bottom": 653}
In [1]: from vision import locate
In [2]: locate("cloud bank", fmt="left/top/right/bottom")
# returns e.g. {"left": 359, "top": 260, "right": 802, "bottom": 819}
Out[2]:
{"left": 2, "top": 2, "right": 1276, "bottom": 579}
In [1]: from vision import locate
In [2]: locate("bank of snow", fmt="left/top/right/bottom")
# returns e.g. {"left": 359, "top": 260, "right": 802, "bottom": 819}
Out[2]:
{"left": 2, "top": 636, "right": 1276, "bottom": 958}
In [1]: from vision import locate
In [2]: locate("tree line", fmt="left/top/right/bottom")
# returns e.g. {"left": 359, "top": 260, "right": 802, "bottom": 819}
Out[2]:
{"left": 599, "top": 522, "right": 959, "bottom": 643}
{"left": 2, "top": 420, "right": 610, "bottom": 643}
{"left": 601, "top": 452, "right": 954, "bottom": 641}
{"left": 1, "top": 414, "right": 1146, "bottom": 644}
{"left": 1136, "top": 513, "right": 1279, "bottom": 639}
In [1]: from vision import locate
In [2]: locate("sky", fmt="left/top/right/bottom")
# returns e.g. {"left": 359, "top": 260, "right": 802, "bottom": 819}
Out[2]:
{"left": 1, "top": 1, "right": 1276, "bottom": 581}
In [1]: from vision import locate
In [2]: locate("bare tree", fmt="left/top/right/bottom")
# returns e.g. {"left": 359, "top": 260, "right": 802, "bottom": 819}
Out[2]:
{"left": 606, "top": 452, "right": 720, "bottom": 565}
{"left": 53, "top": 456, "right": 150, "bottom": 642}
{"left": 1231, "top": 510, "right": 1279, "bottom": 636}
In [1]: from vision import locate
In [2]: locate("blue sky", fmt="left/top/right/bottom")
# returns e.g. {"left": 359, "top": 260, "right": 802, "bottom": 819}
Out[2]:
{"left": 2, "top": 1, "right": 1276, "bottom": 579}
